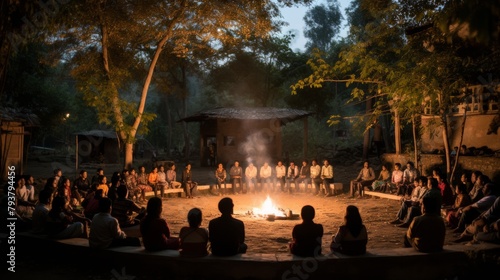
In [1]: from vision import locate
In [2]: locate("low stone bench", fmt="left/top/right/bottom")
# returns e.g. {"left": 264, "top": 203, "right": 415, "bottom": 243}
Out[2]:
{"left": 14, "top": 231, "right": 500, "bottom": 279}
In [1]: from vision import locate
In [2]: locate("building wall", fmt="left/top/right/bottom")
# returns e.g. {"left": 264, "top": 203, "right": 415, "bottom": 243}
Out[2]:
{"left": 203, "top": 118, "right": 282, "bottom": 168}
{"left": 421, "top": 114, "right": 500, "bottom": 153}
{"left": 1, "top": 121, "right": 24, "bottom": 180}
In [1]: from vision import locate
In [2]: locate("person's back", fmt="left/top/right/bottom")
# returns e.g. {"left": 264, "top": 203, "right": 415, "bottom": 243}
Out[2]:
{"left": 140, "top": 197, "right": 179, "bottom": 251}
{"left": 111, "top": 185, "right": 144, "bottom": 227}
{"left": 179, "top": 208, "right": 209, "bottom": 257}
{"left": 31, "top": 189, "right": 52, "bottom": 235}
{"left": 290, "top": 205, "right": 323, "bottom": 257}
{"left": 209, "top": 197, "right": 246, "bottom": 256}
{"left": 330, "top": 205, "right": 367, "bottom": 256}
{"left": 405, "top": 196, "right": 445, "bottom": 253}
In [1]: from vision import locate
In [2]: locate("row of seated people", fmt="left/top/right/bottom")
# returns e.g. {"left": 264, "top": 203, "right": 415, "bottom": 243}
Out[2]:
{"left": 214, "top": 159, "right": 336, "bottom": 196}
{"left": 350, "top": 161, "right": 421, "bottom": 197}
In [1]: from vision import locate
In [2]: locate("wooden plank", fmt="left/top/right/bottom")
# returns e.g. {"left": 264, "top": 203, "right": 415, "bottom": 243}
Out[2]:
{"left": 364, "top": 191, "right": 401, "bottom": 201}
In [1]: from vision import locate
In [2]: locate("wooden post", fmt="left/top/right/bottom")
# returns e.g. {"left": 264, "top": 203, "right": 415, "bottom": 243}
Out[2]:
{"left": 303, "top": 117, "right": 308, "bottom": 159}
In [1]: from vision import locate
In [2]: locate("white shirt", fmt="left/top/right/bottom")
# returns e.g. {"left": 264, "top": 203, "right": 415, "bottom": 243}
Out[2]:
{"left": 260, "top": 165, "right": 272, "bottom": 178}
{"left": 89, "top": 212, "right": 126, "bottom": 249}
{"left": 245, "top": 165, "right": 257, "bottom": 179}
{"left": 275, "top": 165, "right": 286, "bottom": 178}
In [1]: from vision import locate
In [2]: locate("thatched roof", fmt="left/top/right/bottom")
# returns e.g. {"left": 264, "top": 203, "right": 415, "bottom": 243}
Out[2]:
{"left": 178, "top": 107, "right": 314, "bottom": 124}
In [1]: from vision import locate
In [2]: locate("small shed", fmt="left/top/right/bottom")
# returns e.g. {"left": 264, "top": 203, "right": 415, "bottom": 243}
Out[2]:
{"left": 1, "top": 107, "right": 39, "bottom": 181}
{"left": 178, "top": 107, "right": 313, "bottom": 167}
{"left": 75, "top": 130, "right": 121, "bottom": 165}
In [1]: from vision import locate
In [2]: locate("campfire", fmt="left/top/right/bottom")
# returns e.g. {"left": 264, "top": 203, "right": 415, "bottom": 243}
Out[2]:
{"left": 246, "top": 195, "right": 299, "bottom": 221}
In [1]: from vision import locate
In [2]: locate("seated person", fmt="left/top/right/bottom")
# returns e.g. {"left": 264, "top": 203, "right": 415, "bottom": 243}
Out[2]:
{"left": 111, "top": 184, "right": 146, "bottom": 228}
{"left": 445, "top": 183, "right": 472, "bottom": 229}
{"left": 389, "top": 177, "right": 427, "bottom": 225}
{"left": 140, "top": 197, "right": 180, "bottom": 251}
{"left": 182, "top": 163, "right": 198, "bottom": 199}
{"left": 82, "top": 187, "right": 103, "bottom": 220}
{"left": 15, "top": 176, "right": 36, "bottom": 218}
{"left": 404, "top": 196, "right": 446, "bottom": 253}
{"left": 285, "top": 161, "right": 299, "bottom": 194}
{"left": 455, "top": 196, "right": 500, "bottom": 243}
{"left": 390, "top": 163, "right": 404, "bottom": 194}
{"left": 209, "top": 197, "right": 247, "bottom": 256}
{"left": 166, "top": 164, "right": 182, "bottom": 189}
{"left": 89, "top": 197, "right": 141, "bottom": 249}
{"left": 31, "top": 189, "right": 52, "bottom": 235}
{"left": 330, "top": 205, "right": 367, "bottom": 256}
{"left": 46, "top": 196, "right": 88, "bottom": 239}
{"left": 179, "top": 208, "right": 209, "bottom": 257}
{"left": 245, "top": 162, "right": 258, "bottom": 193}
{"left": 371, "top": 164, "right": 391, "bottom": 192}
{"left": 453, "top": 182, "right": 497, "bottom": 233}
{"left": 289, "top": 205, "right": 324, "bottom": 257}
{"left": 349, "top": 161, "right": 375, "bottom": 198}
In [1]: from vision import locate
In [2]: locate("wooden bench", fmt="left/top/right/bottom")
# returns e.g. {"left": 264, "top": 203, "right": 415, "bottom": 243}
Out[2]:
{"left": 364, "top": 190, "right": 401, "bottom": 200}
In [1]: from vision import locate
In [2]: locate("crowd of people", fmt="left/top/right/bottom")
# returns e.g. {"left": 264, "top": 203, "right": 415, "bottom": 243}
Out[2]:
{"left": 3, "top": 161, "right": 500, "bottom": 258}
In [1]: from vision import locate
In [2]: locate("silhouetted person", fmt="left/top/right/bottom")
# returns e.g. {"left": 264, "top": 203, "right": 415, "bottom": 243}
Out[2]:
{"left": 208, "top": 197, "right": 247, "bottom": 256}
{"left": 330, "top": 205, "right": 368, "bottom": 256}
{"left": 289, "top": 205, "right": 324, "bottom": 257}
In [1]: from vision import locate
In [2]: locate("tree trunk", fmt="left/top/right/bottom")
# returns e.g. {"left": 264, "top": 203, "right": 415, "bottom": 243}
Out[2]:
{"left": 124, "top": 142, "right": 134, "bottom": 170}
{"left": 450, "top": 106, "right": 467, "bottom": 185}
{"left": 411, "top": 115, "right": 418, "bottom": 169}
{"left": 394, "top": 109, "right": 401, "bottom": 154}
{"left": 362, "top": 96, "right": 373, "bottom": 160}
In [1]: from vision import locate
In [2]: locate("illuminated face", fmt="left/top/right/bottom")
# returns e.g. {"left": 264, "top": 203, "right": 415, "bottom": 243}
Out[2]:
{"left": 160, "top": 166, "right": 164, "bottom": 172}
{"left": 363, "top": 162, "right": 369, "bottom": 168}
{"left": 218, "top": 163, "right": 223, "bottom": 169}
{"left": 235, "top": 162, "right": 239, "bottom": 167}
{"left": 82, "top": 172, "right": 87, "bottom": 179}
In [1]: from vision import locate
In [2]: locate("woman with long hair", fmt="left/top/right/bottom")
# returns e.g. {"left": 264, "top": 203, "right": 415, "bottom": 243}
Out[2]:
{"left": 330, "top": 205, "right": 368, "bottom": 255}
{"left": 140, "top": 197, "right": 179, "bottom": 251}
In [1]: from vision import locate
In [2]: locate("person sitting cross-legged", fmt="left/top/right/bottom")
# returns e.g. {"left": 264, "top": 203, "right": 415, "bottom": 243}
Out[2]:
{"left": 404, "top": 195, "right": 446, "bottom": 253}
{"left": 111, "top": 184, "right": 146, "bottom": 228}
{"left": 349, "top": 161, "right": 375, "bottom": 198}
{"left": 208, "top": 197, "right": 247, "bottom": 256}
{"left": 89, "top": 197, "right": 141, "bottom": 249}
{"left": 289, "top": 205, "right": 324, "bottom": 257}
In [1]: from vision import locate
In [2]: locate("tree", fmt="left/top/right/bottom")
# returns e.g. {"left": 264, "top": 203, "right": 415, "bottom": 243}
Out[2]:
{"left": 292, "top": 0, "right": 500, "bottom": 177}
{"left": 48, "top": 0, "right": 312, "bottom": 168}
{"left": 303, "top": 0, "right": 343, "bottom": 52}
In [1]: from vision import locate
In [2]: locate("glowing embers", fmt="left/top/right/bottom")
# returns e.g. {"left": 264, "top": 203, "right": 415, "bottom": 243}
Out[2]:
{"left": 247, "top": 195, "right": 299, "bottom": 221}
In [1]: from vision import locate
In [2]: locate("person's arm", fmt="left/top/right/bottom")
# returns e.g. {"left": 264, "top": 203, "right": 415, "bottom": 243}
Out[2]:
{"left": 367, "top": 168, "right": 375, "bottom": 181}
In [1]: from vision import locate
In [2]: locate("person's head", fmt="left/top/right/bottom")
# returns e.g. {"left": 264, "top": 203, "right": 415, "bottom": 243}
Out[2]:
{"left": 15, "top": 176, "right": 25, "bottom": 188}
{"left": 300, "top": 205, "right": 315, "bottom": 222}
{"left": 218, "top": 163, "right": 223, "bottom": 169}
{"left": 323, "top": 159, "right": 329, "bottom": 165}
{"left": 234, "top": 161, "right": 239, "bottom": 167}
{"left": 418, "top": 176, "right": 428, "bottom": 187}
{"left": 38, "top": 188, "right": 52, "bottom": 205}
{"left": 248, "top": 162, "right": 254, "bottom": 167}
{"left": 80, "top": 170, "right": 88, "bottom": 179}
{"left": 477, "top": 174, "right": 491, "bottom": 186}
{"left": 140, "top": 166, "right": 145, "bottom": 172}
{"left": 427, "top": 177, "right": 438, "bottom": 189}
{"left": 277, "top": 161, "right": 283, "bottom": 166}
{"left": 363, "top": 161, "right": 369, "bottom": 168}
{"left": 152, "top": 166, "right": 158, "bottom": 173}
{"left": 381, "top": 164, "right": 387, "bottom": 171}
{"left": 471, "top": 171, "right": 482, "bottom": 183}
{"left": 406, "top": 161, "right": 414, "bottom": 169}
{"left": 455, "top": 183, "right": 467, "bottom": 195}
{"left": 311, "top": 159, "right": 317, "bottom": 166}
{"left": 129, "top": 168, "right": 136, "bottom": 175}
{"left": 117, "top": 184, "right": 128, "bottom": 198}
{"left": 185, "top": 163, "right": 191, "bottom": 170}
{"left": 23, "top": 175, "right": 34, "bottom": 185}
{"left": 218, "top": 197, "right": 234, "bottom": 215}
{"left": 159, "top": 165, "right": 164, "bottom": 172}
{"left": 394, "top": 163, "right": 401, "bottom": 170}
{"left": 460, "top": 172, "right": 469, "bottom": 183}
{"left": 422, "top": 196, "right": 440, "bottom": 215}
{"left": 289, "top": 161, "right": 295, "bottom": 167}
{"left": 98, "top": 175, "right": 106, "bottom": 184}
{"left": 483, "top": 183, "right": 494, "bottom": 196}
{"left": 50, "top": 196, "right": 67, "bottom": 213}
{"left": 97, "top": 168, "right": 104, "bottom": 175}
{"left": 146, "top": 197, "right": 163, "bottom": 218}
{"left": 187, "top": 207, "right": 203, "bottom": 228}
{"left": 98, "top": 197, "right": 112, "bottom": 213}
{"left": 344, "top": 205, "right": 363, "bottom": 229}
{"left": 54, "top": 168, "right": 62, "bottom": 177}
{"left": 62, "top": 177, "right": 71, "bottom": 187}
{"left": 170, "top": 164, "right": 176, "bottom": 171}
{"left": 302, "top": 160, "right": 308, "bottom": 166}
